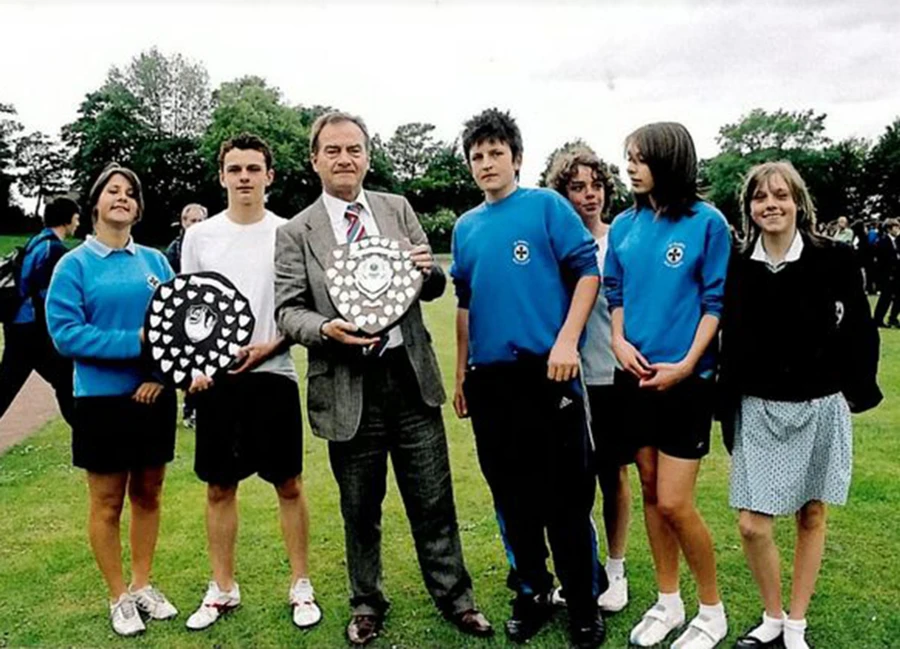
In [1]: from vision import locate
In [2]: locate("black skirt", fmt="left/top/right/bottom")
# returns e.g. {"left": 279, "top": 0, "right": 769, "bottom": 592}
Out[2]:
{"left": 72, "top": 389, "right": 177, "bottom": 473}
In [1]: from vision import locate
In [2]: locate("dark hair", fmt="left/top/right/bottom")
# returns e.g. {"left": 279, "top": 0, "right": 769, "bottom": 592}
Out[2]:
{"left": 461, "top": 108, "right": 523, "bottom": 166}
{"left": 218, "top": 133, "right": 274, "bottom": 170}
{"left": 626, "top": 122, "right": 700, "bottom": 219}
{"left": 309, "top": 111, "right": 371, "bottom": 156}
{"left": 546, "top": 147, "right": 616, "bottom": 217}
{"left": 43, "top": 197, "right": 80, "bottom": 228}
{"left": 739, "top": 161, "right": 818, "bottom": 251}
{"left": 88, "top": 163, "right": 144, "bottom": 224}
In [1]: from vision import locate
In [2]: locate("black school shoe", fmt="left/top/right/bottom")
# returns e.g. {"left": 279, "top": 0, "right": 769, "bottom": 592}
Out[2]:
{"left": 505, "top": 591, "right": 554, "bottom": 644}
{"left": 733, "top": 631, "right": 784, "bottom": 648}
{"left": 570, "top": 608, "right": 606, "bottom": 649}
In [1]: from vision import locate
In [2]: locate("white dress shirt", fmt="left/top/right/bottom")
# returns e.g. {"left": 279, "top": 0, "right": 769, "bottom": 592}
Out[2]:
{"left": 751, "top": 231, "right": 804, "bottom": 273}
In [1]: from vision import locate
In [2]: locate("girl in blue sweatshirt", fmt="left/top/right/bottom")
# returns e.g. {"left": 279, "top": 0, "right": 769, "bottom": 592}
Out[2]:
{"left": 603, "top": 123, "right": 730, "bottom": 649}
{"left": 46, "top": 165, "right": 177, "bottom": 637}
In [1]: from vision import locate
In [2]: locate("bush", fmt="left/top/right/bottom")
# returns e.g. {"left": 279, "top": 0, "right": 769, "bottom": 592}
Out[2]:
{"left": 419, "top": 208, "right": 457, "bottom": 253}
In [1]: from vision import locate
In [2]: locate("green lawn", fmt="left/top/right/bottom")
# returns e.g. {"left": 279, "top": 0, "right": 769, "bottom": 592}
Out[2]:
{"left": 1, "top": 281, "right": 898, "bottom": 648}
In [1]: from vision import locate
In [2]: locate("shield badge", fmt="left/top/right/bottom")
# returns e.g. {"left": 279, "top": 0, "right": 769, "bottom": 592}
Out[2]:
{"left": 143, "top": 271, "right": 256, "bottom": 387}
{"left": 325, "top": 236, "right": 424, "bottom": 336}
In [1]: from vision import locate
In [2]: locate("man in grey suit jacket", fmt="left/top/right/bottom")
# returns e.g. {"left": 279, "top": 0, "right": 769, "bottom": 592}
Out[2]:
{"left": 274, "top": 111, "right": 491, "bottom": 646}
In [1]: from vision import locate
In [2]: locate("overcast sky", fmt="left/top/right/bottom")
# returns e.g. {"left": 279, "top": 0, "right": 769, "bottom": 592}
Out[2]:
{"left": 2, "top": 0, "right": 899, "bottom": 186}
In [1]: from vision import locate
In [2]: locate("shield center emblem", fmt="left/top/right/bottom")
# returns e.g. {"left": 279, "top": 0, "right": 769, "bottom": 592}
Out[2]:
{"left": 354, "top": 255, "right": 392, "bottom": 299}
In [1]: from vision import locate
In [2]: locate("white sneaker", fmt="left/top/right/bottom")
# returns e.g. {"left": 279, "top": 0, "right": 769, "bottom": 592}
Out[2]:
{"left": 597, "top": 575, "right": 628, "bottom": 613}
{"left": 630, "top": 601, "right": 686, "bottom": 647}
{"left": 131, "top": 584, "right": 178, "bottom": 620}
{"left": 289, "top": 578, "right": 322, "bottom": 629}
{"left": 670, "top": 611, "right": 728, "bottom": 649}
{"left": 110, "top": 593, "right": 146, "bottom": 637}
{"left": 185, "top": 581, "right": 241, "bottom": 631}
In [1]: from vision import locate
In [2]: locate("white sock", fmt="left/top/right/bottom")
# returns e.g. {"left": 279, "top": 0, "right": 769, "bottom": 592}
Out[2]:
{"left": 784, "top": 618, "right": 809, "bottom": 649}
{"left": 746, "top": 611, "right": 785, "bottom": 643}
{"left": 605, "top": 557, "right": 626, "bottom": 579}
{"left": 658, "top": 591, "right": 684, "bottom": 613}
{"left": 698, "top": 601, "right": 728, "bottom": 636}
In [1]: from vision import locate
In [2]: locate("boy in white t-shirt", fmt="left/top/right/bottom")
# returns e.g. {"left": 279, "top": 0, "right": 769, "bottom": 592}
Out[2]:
{"left": 181, "top": 134, "right": 321, "bottom": 632}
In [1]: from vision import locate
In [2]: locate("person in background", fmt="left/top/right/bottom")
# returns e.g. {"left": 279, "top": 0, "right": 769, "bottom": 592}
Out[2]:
{"left": 831, "top": 216, "right": 854, "bottom": 245}
{"left": 545, "top": 147, "right": 632, "bottom": 614}
{"left": 0, "top": 197, "right": 79, "bottom": 425}
{"left": 719, "top": 161, "right": 880, "bottom": 649}
{"left": 164, "top": 202, "right": 207, "bottom": 428}
{"left": 873, "top": 218, "right": 900, "bottom": 327}
{"left": 45, "top": 164, "right": 178, "bottom": 637}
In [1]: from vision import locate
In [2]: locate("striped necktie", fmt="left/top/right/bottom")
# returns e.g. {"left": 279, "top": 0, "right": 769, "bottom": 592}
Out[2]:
{"left": 345, "top": 202, "right": 367, "bottom": 243}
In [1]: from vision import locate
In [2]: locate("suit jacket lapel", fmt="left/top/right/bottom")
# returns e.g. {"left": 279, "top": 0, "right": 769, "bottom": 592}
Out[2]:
{"left": 305, "top": 196, "right": 338, "bottom": 270}
{"left": 366, "top": 191, "right": 403, "bottom": 241}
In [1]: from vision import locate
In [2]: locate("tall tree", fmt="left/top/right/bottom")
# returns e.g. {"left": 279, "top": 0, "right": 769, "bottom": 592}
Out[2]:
{"left": 112, "top": 47, "right": 212, "bottom": 139}
{"left": 15, "top": 131, "right": 71, "bottom": 217}
{"left": 866, "top": 117, "right": 900, "bottom": 219}
{"left": 0, "top": 103, "right": 23, "bottom": 218}
{"left": 202, "top": 76, "right": 317, "bottom": 217}
{"left": 386, "top": 123, "right": 441, "bottom": 183}
{"left": 717, "top": 108, "right": 830, "bottom": 155}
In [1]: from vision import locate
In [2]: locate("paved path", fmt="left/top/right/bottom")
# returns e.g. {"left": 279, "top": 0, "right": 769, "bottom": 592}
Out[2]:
{"left": 0, "top": 373, "right": 60, "bottom": 454}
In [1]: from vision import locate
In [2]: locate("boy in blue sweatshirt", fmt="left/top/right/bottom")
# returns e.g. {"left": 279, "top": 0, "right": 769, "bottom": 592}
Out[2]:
{"left": 451, "top": 108, "right": 605, "bottom": 649}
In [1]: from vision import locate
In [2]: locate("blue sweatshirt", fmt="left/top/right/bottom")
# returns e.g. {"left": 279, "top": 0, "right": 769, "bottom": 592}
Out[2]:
{"left": 46, "top": 236, "right": 174, "bottom": 397}
{"left": 603, "top": 202, "right": 730, "bottom": 376}
{"left": 13, "top": 229, "right": 68, "bottom": 324}
{"left": 451, "top": 187, "right": 599, "bottom": 365}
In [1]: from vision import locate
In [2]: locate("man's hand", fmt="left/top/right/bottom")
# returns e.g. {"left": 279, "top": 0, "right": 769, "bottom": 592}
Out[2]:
{"left": 188, "top": 374, "right": 213, "bottom": 394}
{"left": 639, "top": 361, "right": 693, "bottom": 392}
{"left": 229, "top": 340, "right": 280, "bottom": 375}
{"left": 132, "top": 382, "right": 164, "bottom": 404}
{"left": 408, "top": 243, "right": 434, "bottom": 275}
{"left": 611, "top": 335, "right": 654, "bottom": 379}
{"left": 453, "top": 375, "right": 468, "bottom": 418}
{"left": 548, "top": 337, "right": 580, "bottom": 382}
{"left": 322, "top": 319, "right": 379, "bottom": 346}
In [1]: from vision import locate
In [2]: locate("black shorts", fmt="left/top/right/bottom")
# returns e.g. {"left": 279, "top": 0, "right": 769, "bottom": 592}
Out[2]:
{"left": 72, "top": 390, "right": 177, "bottom": 473}
{"left": 586, "top": 384, "right": 635, "bottom": 469}
{"left": 612, "top": 369, "right": 714, "bottom": 460}
{"left": 194, "top": 372, "right": 303, "bottom": 486}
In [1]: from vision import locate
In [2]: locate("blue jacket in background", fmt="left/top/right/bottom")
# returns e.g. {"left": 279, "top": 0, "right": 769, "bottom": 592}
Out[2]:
{"left": 13, "top": 229, "right": 68, "bottom": 325}
{"left": 451, "top": 187, "right": 599, "bottom": 366}
{"left": 46, "top": 236, "right": 175, "bottom": 397}
{"left": 603, "top": 201, "right": 731, "bottom": 376}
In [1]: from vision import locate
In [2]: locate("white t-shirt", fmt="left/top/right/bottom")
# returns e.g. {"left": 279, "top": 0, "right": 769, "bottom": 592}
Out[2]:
{"left": 181, "top": 210, "right": 297, "bottom": 380}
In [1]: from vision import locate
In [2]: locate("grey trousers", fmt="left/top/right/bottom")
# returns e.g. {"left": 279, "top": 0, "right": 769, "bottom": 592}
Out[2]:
{"left": 328, "top": 348, "right": 475, "bottom": 617}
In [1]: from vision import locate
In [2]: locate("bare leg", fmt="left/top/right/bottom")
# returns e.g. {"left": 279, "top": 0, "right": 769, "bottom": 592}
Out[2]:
{"left": 635, "top": 447, "right": 680, "bottom": 593}
{"left": 207, "top": 483, "right": 239, "bottom": 590}
{"left": 274, "top": 475, "right": 310, "bottom": 583}
{"left": 738, "top": 509, "right": 783, "bottom": 616}
{"left": 655, "top": 453, "right": 720, "bottom": 604}
{"left": 86, "top": 472, "right": 129, "bottom": 601}
{"left": 599, "top": 465, "right": 631, "bottom": 560}
{"left": 789, "top": 501, "right": 827, "bottom": 620}
{"left": 128, "top": 466, "right": 167, "bottom": 590}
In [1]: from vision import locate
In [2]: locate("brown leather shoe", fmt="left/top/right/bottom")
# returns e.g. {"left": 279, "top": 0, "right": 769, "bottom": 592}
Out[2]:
{"left": 449, "top": 608, "right": 494, "bottom": 637}
{"left": 346, "top": 614, "right": 382, "bottom": 646}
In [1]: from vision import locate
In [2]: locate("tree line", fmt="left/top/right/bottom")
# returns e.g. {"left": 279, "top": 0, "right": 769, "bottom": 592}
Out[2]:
{"left": 1, "top": 48, "right": 899, "bottom": 252}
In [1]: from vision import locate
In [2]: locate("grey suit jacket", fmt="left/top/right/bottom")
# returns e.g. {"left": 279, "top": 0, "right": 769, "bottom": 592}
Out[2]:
{"left": 274, "top": 190, "right": 447, "bottom": 442}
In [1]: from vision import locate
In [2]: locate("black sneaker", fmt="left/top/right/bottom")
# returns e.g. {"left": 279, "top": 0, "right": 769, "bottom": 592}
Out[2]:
{"left": 570, "top": 608, "right": 606, "bottom": 649}
{"left": 505, "top": 592, "right": 553, "bottom": 644}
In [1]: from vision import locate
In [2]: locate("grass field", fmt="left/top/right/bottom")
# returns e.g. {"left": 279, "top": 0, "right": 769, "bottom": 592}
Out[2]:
{"left": 0, "top": 257, "right": 898, "bottom": 648}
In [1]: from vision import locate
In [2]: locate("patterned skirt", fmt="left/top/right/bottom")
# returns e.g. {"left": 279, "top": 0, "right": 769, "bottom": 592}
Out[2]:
{"left": 729, "top": 393, "right": 852, "bottom": 516}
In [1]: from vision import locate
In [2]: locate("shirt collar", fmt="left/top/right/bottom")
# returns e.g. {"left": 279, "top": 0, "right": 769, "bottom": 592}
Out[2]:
{"left": 750, "top": 231, "right": 803, "bottom": 272}
{"left": 322, "top": 189, "right": 374, "bottom": 229}
{"left": 85, "top": 234, "right": 136, "bottom": 258}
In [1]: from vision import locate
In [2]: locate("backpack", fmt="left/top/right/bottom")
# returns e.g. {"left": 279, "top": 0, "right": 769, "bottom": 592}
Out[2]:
{"left": 0, "top": 232, "right": 56, "bottom": 323}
